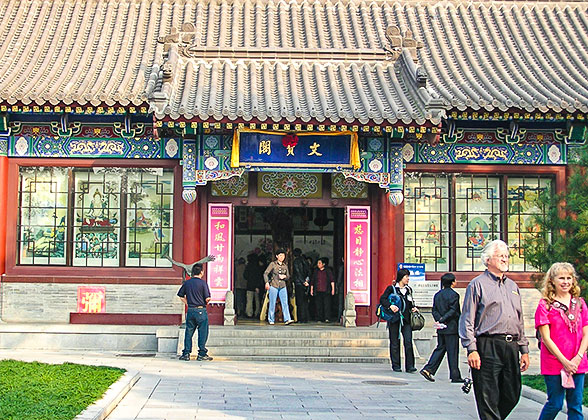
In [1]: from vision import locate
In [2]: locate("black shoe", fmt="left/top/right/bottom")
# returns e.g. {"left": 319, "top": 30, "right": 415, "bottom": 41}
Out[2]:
{"left": 178, "top": 354, "right": 190, "bottom": 361}
{"left": 451, "top": 378, "right": 465, "bottom": 383}
{"left": 196, "top": 355, "right": 213, "bottom": 361}
{"left": 406, "top": 368, "right": 417, "bottom": 373}
{"left": 420, "top": 369, "right": 435, "bottom": 382}
{"left": 392, "top": 367, "right": 402, "bottom": 372}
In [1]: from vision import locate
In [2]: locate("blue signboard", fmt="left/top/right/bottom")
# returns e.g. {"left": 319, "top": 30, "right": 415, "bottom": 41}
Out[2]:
{"left": 231, "top": 129, "right": 360, "bottom": 169}
{"left": 397, "top": 263, "right": 426, "bottom": 281}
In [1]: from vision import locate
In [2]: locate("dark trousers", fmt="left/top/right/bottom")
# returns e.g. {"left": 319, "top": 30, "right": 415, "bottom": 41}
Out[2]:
{"left": 423, "top": 333, "right": 462, "bottom": 380}
{"left": 182, "top": 307, "right": 209, "bottom": 357}
{"left": 472, "top": 336, "right": 521, "bottom": 420}
{"left": 295, "top": 284, "right": 309, "bottom": 322}
{"left": 235, "top": 288, "right": 246, "bottom": 316}
{"left": 315, "top": 291, "right": 332, "bottom": 321}
{"left": 388, "top": 320, "right": 415, "bottom": 371}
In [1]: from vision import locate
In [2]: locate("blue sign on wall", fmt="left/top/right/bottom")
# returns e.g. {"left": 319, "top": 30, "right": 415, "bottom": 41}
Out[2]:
{"left": 231, "top": 129, "right": 360, "bottom": 169}
{"left": 397, "top": 263, "right": 426, "bottom": 282}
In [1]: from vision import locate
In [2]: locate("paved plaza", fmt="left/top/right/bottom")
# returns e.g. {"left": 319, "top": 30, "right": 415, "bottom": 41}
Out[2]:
{"left": 0, "top": 350, "right": 566, "bottom": 420}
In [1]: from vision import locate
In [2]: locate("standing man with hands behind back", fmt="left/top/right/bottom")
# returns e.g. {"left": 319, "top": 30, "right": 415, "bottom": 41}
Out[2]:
{"left": 177, "top": 263, "right": 213, "bottom": 361}
{"left": 459, "top": 239, "right": 529, "bottom": 420}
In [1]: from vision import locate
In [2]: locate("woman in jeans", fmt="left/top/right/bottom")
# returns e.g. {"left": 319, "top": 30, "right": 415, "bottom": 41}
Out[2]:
{"left": 535, "top": 262, "right": 588, "bottom": 420}
{"left": 263, "top": 249, "right": 294, "bottom": 325}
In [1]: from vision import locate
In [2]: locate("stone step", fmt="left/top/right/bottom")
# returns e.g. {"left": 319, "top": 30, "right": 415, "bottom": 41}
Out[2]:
{"left": 207, "top": 346, "right": 389, "bottom": 357}
{"left": 206, "top": 337, "right": 389, "bottom": 347}
{"left": 204, "top": 355, "right": 390, "bottom": 363}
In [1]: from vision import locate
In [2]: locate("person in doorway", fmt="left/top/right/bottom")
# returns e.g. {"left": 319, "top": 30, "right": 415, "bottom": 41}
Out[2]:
{"left": 420, "top": 273, "right": 463, "bottom": 383}
{"left": 264, "top": 249, "right": 294, "bottom": 325}
{"left": 380, "top": 268, "right": 419, "bottom": 372}
{"left": 335, "top": 257, "right": 345, "bottom": 323}
{"left": 177, "top": 263, "right": 213, "bottom": 361}
{"left": 234, "top": 257, "right": 247, "bottom": 317}
{"left": 292, "top": 248, "right": 311, "bottom": 323}
{"left": 244, "top": 253, "right": 263, "bottom": 318}
{"left": 310, "top": 257, "right": 335, "bottom": 322}
{"left": 459, "top": 239, "right": 530, "bottom": 420}
{"left": 535, "top": 262, "right": 588, "bottom": 420}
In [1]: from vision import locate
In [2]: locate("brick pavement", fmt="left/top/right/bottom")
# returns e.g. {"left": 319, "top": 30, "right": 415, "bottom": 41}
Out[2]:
{"left": 0, "top": 351, "right": 564, "bottom": 420}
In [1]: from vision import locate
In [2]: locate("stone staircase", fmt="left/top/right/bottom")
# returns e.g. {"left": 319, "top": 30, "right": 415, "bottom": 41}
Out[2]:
{"left": 175, "top": 324, "right": 435, "bottom": 363}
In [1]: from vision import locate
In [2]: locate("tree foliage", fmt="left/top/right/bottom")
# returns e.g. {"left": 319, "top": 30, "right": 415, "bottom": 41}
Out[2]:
{"left": 524, "top": 146, "right": 588, "bottom": 296}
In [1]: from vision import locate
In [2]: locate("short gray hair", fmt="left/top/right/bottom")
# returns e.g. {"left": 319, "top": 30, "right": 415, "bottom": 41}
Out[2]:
{"left": 480, "top": 240, "right": 509, "bottom": 267}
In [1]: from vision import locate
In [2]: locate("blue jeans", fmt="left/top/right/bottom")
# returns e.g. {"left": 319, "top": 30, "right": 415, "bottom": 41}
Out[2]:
{"left": 182, "top": 307, "right": 209, "bottom": 357}
{"left": 539, "top": 373, "right": 585, "bottom": 420}
{"left": 268, "top": 286, "right": 291, "bottom": 323}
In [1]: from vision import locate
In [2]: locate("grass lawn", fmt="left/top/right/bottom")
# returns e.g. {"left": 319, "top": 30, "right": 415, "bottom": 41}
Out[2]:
{"left": 523, "top": 374, "right": 588, "bottom": 406}
{"left": 0, "top": 359, "right": 125, "bottom": 420}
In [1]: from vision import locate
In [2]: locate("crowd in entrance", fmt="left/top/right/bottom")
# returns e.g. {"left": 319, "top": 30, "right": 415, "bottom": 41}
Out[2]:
{"left": 234, "top": 248, "right": 345, "bottom": 324}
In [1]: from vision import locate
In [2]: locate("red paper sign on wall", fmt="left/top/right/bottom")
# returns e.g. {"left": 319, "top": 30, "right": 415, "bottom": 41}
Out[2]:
{"left": 77, "top": 286, "right": 106, "bottom": 313}
{"left": 207, "top": 203, "right": 233, "bottom": 303}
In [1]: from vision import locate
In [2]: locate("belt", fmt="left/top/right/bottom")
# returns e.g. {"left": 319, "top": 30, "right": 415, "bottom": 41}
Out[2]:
{"left": 189, "top": 306, "right": 205, "bottom": 309}
{"left": 480, "top": 334, "right": 518, "bottom": 342}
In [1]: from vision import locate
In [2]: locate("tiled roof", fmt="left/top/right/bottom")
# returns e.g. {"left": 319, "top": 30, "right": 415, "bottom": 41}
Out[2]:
{"left": 0, "top": 0, "right": 163, "bottom": 107}
{"left": 0, "top": 0, "right": 587, "bottom": 123}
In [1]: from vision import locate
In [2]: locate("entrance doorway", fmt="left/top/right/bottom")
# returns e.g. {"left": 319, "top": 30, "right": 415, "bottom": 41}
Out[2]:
{"left": 233, "top": 206, "right": 345, "bottom": 325}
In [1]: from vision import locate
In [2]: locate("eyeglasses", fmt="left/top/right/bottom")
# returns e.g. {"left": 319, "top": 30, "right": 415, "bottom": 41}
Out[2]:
{"left": 493, "top": 254, "right": 509, "bottom": 259}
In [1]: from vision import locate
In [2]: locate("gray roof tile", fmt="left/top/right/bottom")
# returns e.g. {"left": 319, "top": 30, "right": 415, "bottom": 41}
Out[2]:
{"left": 0, "top": 0, "right": 586, "bottom": 124}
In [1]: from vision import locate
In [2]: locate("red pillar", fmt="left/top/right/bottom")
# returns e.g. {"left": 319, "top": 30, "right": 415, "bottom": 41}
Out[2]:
{"left": 0, "top": 156, "right": 7, "bottom": 275}
{"left": 181, "top": 189, "right": 201, "bottom": 271}
{"left": 377, "top": 189, "right": 396, "bottom": 298}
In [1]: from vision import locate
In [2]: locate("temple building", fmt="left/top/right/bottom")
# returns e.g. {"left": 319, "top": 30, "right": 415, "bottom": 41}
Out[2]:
{"left": 0, "top": 0, "right": 586, "bottom": 327}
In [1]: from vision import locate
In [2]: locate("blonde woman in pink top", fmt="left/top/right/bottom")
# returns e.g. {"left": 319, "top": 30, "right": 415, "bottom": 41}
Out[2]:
{"left": 535, "top": 262, "right": 588, "bottom": 420}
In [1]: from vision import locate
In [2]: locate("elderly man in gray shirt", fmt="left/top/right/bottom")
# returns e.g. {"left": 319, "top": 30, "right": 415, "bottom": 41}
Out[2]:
{"left": 459, "top": 239, "right": 530, "bottom": 420}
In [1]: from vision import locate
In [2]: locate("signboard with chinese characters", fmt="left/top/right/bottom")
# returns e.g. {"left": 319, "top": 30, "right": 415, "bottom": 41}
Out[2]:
{"left": 77, "top": 286, "right": 106, "bottom": 313}
{"left": 231, "top": 129, "right": 360, "bottom": 169}
{"left": 346, "top": 206, "right": 370, "bottom": 306}
{"left": 207, "top": 203, "right": 233, "bottom": 303}
{"left": 397, "top": 263, "right": 439, "bottom": 307}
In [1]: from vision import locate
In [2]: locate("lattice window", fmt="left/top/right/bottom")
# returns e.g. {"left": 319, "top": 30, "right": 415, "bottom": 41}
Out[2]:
{"left": 17, "top": 167, "right": 173, "bottom": 267}
{"left": 507, "top": 177, "right": 552, "bottom": 272}
{"left": 18, "top": 167, "right": 69, "bottom": 265}
{"left": 404, "top": 173, "right": 552, "bottom": 272}
{"left": 404, "top": 175, "right": 450, "bottom": 272}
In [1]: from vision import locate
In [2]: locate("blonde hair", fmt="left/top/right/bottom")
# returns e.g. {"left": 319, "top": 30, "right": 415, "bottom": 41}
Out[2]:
{"left": 541, "top": 262, "right": 581, "bottom": 305}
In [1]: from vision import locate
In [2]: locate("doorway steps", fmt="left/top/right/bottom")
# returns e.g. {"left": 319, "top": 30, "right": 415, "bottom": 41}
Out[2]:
{"left": 177, "top": 325, "right": 429, "bottom": 363}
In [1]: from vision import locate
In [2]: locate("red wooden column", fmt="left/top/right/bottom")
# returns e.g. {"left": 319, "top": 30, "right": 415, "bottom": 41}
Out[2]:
{"left": 377, "top": 189, "right": 396, "bottom": 298}
{"left": 181, "top": 189, "right": 201, "bottom": 272}
{"left": 0, "top": 156, "right": 8, "bottom": 275}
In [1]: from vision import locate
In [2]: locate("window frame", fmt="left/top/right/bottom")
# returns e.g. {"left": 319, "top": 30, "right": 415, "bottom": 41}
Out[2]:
{"left": 5, "top": 158, "right": 183, "bottom": 280}
{"left": 401, "top": 164, "right": 566, "bottom": 287}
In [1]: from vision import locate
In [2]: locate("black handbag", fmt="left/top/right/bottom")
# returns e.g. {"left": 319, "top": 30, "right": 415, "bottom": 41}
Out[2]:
{"left": 410, "top": 311, "right": 425, "bottom": 331}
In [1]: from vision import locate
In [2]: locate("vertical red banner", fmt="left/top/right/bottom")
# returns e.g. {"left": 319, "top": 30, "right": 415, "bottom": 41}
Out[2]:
{"left": 346, "top": 206, "right": 371, "bottom": 305}
{"left": 77, "top": 286, "right": 106, "bottom": 313}
{"left": 207, "top": 203, "right": 233, "bottom": 303}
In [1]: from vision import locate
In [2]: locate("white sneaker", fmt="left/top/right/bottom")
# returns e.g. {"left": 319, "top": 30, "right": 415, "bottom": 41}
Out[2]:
{"left": 269, "top": 321, "right": 274, "bottom": 325}
{"left": 285, "top": 320, "right": 294, "bottom": 325}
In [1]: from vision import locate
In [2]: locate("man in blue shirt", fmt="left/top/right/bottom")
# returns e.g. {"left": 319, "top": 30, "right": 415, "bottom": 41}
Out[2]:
{"left": 177, "top": 263, "right": 213, "bottom": 361}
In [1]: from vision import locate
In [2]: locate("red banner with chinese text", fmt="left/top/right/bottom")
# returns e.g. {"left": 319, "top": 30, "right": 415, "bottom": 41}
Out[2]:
{"left": 207, "top": 203, "right": 233, "bottom": 303}
{"left": 346, "top": 206, "right": 370, "bottom": 305}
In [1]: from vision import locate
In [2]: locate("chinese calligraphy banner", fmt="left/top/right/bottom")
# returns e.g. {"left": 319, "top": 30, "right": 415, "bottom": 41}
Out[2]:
{"left": 207, "top": 203, "right": 233, "bottom": 303}
{"left": 77, "top": 286, "right": 106, "bottom": 313}
{"left": 231, "top": 129, "right": 360, "bottom": 169}
{"left": 346, "top": 206, "right": 370, "bottom": 306}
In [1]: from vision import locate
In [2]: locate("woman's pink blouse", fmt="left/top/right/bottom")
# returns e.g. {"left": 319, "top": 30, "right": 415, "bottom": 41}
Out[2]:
{"left": 535, "top": 298, "right": 588, "bottom": 375}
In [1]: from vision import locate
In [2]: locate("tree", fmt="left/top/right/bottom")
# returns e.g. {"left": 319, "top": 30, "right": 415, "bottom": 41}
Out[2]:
{"left": 524, "top": 145, "right": 588, "bottom": 296}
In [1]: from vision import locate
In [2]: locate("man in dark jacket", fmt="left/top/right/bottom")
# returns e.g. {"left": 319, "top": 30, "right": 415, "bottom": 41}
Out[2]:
{"left": 420, "top": 273, "right": 463, "bottom": 382}
{"left": 292, "top": 248, "right": 310, "bottom": 323}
